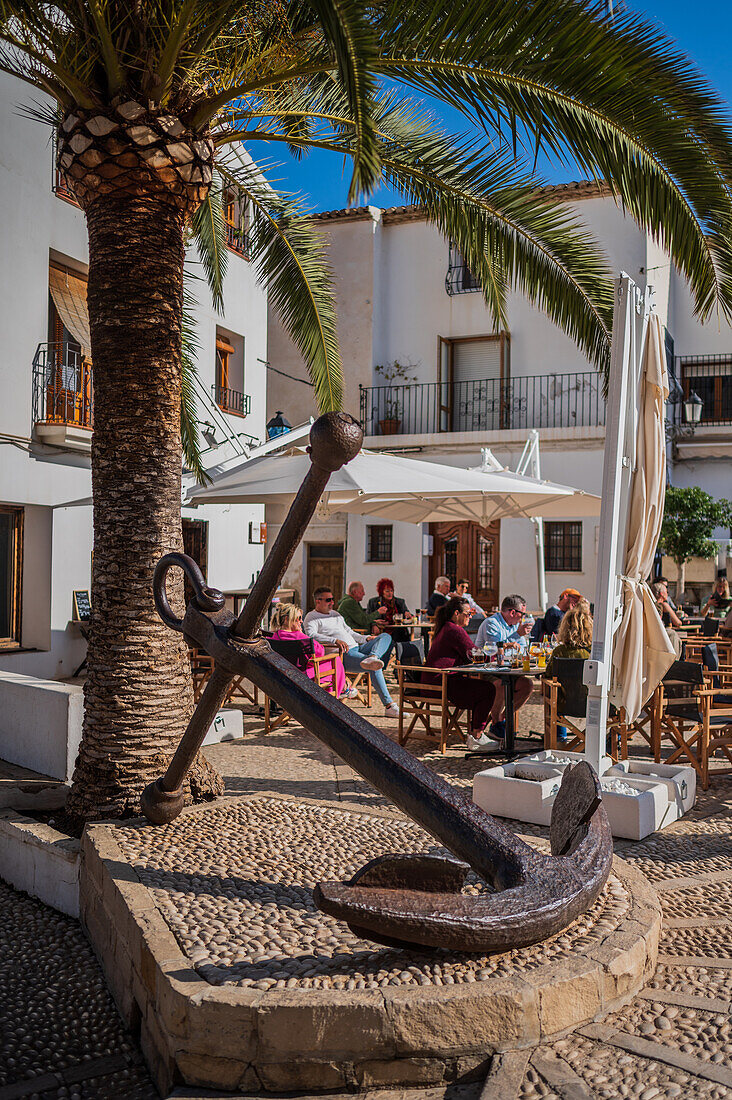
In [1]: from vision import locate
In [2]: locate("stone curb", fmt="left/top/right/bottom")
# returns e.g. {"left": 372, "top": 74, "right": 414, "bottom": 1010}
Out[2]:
{"left": 79, "top": 815, "right": 661, "bottom": 1096}
{"left": 0, "top": 808, "right": 80, "bottom": 917}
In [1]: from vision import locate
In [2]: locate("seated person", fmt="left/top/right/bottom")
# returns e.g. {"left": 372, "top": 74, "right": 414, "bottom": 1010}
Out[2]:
{"left": 651, "top": 581, "right": 683, "bottom": 629}
{"left": 701, "top": 576, "right": 732, "bottom": 617}
{"left": 539, "top": 588, "right": 582, "bottom": 640}
{"left": 303, "top": 587, "right": 399, "bottom": 718}
{"left": 338, "top": 581, "right": 385, "bottom": 633}
{"left": 427, "top": 576, "right": 451, "bottom": 615}
{"left": 368, "top": 577, "right": 412, "bottom": 643}
{"left": 544, "top": 599, "right": 593, "bottom": 685}
{"left": 271, "top": 603, "right": 355, "bottom": 699}
{"left": 476, "top": 594, "right": 534, "bottom": 739}
{"left": 455, "top": 579, "right": 486, "bottom": 618}
{"left": 423, "top": 596, "right": 497, "bottom": 751}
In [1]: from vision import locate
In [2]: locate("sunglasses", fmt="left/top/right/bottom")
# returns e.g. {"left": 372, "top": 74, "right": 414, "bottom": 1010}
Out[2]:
{"left": 320, "top": 596, "right": 334, "bottom": 603}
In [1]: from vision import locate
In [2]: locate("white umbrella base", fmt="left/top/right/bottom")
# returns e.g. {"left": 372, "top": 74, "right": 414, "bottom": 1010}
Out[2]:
{"left": 473, "top": 751, "right": 696, "bottom": 841}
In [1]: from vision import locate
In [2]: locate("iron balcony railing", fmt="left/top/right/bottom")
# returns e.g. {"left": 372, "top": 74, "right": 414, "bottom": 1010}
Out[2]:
{"left": 212, "top": 384, "right": 251, "bottom": 417}
{"left": 33, "top": 342, "right": 93, "bottom": 429}
{"left": 677, "top": 353, "right": 732, "bottom": 426}
{"left": 359, "top": 371, "right": 605, "bottom": 436}
{"left": 224, "top": 221, "right": 251, "bottom": 258}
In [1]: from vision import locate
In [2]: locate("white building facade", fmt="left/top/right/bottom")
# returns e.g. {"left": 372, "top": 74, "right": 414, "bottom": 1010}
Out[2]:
{"left": 0, "top": 71, "right": 269, "bottom": 679}
{"left": 267, "top": 186, "right": 732, "bottom": 612}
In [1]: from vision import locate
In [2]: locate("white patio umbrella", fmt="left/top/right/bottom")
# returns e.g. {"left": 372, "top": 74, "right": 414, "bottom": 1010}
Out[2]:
{"left": 186, "top": 446, "right": 600, "bottom": 523}
{"left": 608, "top": 312, "right": 675, "bottom": 721}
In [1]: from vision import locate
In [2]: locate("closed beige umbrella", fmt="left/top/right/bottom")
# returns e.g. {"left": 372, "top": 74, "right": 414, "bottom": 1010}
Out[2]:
{"left": 609, "top": 313, "right": 675, "bottom": 721}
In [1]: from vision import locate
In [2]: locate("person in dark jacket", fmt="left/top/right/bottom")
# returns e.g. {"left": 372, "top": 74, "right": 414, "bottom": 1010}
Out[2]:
{"left": 424, "top": 596, "right": 497, "bottom": 751}
{"left": 427, "top": 576, "right": 451, "bottom": 615}
{"left": 368, "top": 577, "right": 421, "bottom": 661}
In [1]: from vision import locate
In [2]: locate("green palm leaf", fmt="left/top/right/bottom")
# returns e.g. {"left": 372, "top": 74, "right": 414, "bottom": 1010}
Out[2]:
{"left": 216, "top": 146, "right": 343, "bottom": 412}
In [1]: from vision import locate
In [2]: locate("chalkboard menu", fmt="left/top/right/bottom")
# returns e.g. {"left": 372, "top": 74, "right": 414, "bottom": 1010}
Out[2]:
{"left": 73, "top": 590, "right": 91, "bottom": 621}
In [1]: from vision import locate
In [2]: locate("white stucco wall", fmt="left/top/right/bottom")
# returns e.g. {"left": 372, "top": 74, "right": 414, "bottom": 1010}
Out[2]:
{"left": 0, "top": 71, "right": 269, "bottom": 679}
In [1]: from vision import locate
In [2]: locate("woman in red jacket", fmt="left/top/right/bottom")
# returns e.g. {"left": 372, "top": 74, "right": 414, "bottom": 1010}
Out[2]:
{"left": 424, "top": 596, "right": 497, "bottom": 750}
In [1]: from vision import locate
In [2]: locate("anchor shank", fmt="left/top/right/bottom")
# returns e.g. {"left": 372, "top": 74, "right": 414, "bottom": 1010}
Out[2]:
{"left": 163, "top": 665, "right": 233, "bottom": 792}
{"left": 233, "top": 413, "right": 363, "bottom": 639}
{"left": 233, "top": 463, "right": 333, "bottom": 639}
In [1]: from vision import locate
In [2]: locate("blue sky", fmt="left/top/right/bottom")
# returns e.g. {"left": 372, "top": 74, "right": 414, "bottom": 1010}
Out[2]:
{"left": 263, "top": 1, "right": 732, "bottom": 213}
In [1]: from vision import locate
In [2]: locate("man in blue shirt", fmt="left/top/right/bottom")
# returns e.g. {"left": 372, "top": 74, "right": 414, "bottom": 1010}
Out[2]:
{"left": 476, "top": 593, "right": 534, "bottom": 739}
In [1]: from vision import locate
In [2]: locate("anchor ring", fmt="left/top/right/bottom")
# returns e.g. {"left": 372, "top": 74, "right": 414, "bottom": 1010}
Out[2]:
{"left": 152, "top": 552, "right": 225, "bottom": 632}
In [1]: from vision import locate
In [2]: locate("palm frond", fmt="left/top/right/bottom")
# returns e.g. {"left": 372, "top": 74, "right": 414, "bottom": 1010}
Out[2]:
{"left": 216, "top": 146, "right": 343, "bottom": 413}
{"left": 181, "top": 281, "right": 212, "bottom": 486}
{"left": 297, "top": 0, "right": 380, "bottom": 202}
{"left": 190, "top": 169, "right": 227, "bottom": 315}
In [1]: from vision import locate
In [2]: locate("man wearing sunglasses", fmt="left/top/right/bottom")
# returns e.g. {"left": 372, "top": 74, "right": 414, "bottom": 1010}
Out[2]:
{"left": 303, "top": 587, "right": 398, "bottom": 718}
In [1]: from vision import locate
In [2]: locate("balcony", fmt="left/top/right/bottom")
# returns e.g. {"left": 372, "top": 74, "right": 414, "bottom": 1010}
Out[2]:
{"left": 33, "top": 343, "right": 93, "bottom": 450}
{"left": 212, "top": 384, "right": 251, "bottom": 417}
{"left": 677, "top": 354, "right": 732, "bottom": 425}
{"left": 359, "top": 371, "right": 605, "bottom": 437}
{"left": 224, "top": 221, "right": 250, "bottom": 258}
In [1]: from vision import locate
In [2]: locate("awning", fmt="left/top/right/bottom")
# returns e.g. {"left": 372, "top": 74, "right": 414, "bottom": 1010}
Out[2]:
{"left": 49, "top": 266, "right": 91, "bottom": 354}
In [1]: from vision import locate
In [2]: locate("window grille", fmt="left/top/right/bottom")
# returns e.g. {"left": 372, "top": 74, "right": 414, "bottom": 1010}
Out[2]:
{"left": 544, "top": 522, "right": 582, "bottom": 572}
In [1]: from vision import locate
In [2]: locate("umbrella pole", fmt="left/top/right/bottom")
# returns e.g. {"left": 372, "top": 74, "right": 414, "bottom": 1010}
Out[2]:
{"left": 583, "top": 275, "right": 649, "bottom": 775}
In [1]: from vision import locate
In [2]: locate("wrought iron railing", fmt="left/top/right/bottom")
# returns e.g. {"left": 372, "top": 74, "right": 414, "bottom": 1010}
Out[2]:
{"left": 33, "top": 343, "right": 93, "bottom": 429}
{"left": 212, "top": 384, "right": 251, "bottom": 417}
{"left": 445, "top": 260, "right": 481, "bottom": 296}
{"left": 224, "top": 221, "right": 251, "bottom": 257}
{"left": 359, "top": 371, "right": 605, "bottom": 436}
{"left": 677, "top": 353, "right": 732, "bottom": 425}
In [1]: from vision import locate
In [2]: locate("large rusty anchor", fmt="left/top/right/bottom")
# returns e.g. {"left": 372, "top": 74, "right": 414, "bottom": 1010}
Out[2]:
{"left": 142, "top": 412, "right": 613, "bottom": 953}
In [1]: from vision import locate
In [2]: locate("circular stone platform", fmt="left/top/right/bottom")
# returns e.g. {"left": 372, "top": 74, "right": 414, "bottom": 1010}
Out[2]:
{"left": 99, "top": 796, "right": 661, "bottom": 1094}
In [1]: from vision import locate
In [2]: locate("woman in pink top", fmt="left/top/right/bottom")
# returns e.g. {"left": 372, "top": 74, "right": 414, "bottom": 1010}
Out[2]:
{"left": 424, "top": 596, "right": 496, "bottom": 748}
{"left": 270, "top": 603, "right": 353, "bottom": 698}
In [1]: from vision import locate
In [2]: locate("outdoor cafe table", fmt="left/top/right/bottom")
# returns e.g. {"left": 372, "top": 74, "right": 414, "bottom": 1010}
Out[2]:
{"left": 450, "top": 662, "right": 544, "bottom": 759}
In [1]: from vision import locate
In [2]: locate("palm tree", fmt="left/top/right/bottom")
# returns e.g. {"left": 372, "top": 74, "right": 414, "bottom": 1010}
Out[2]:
{"left": 3, "top": 0, "right": 732, "bottom": 824}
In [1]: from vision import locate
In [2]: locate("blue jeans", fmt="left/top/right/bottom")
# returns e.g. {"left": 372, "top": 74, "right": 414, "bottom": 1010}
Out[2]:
{"left": 343, "top": 633, "right": 394, "bottom": 705}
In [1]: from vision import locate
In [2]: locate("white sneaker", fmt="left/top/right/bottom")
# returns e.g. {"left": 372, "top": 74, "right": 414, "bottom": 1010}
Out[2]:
{"left": 466, "top": 733, "right": 493, "bottom": 751}
{"left": 360, "top": 656, "right": 384, "bottom": 671}
{"left": 383, "top": 703, "right": 400, "bottom": 718}
{"left": 342, "top": 686, "right": 359, "bottom": 699}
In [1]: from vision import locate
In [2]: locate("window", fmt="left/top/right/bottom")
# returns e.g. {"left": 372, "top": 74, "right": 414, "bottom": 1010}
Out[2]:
{"left": 222, "top": 189, "right": 249, "bottom": 257}
{"left": 438, "top": 333, "right": 510, "bottom": 432}
{"left": 445, "top": 242, "right": 481, "bottom": 295}
{"left": 0, "top": 507, "right": 23, "bottom": 649}
{"left": 544, "top": 521, "right": 582, "bottom": 572}
{"left": 41, "top": 266, "right": 93, "bottom": 429}
{"left": 366, "top": 525, "right": 393, "bottom": 563}
{"left": 214, "top": 329, "right": 250, "bottom": 417}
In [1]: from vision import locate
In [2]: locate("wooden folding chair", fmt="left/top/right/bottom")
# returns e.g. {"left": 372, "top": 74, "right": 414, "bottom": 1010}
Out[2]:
{"left": 542, "top": 657, "right": 627, "bottom": 762}
{"left": 188, "top": 646, "right": 214, "bottom": 702}
{"left": 652, "top": 659, "right": 732, "bottom": 789}
{"left": 396, "top": 664, "right": 468, "bottom": 754}
{"left": 263, "top": 638, "right": 338, "bottom": 733}
{"left": 344, "top": 668, "right": 373, "bottom": 706}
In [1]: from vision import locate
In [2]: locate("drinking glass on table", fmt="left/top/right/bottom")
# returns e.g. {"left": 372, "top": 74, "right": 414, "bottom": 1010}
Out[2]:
{"left": 470, "top": 646, "right": 485, "bottom": 663}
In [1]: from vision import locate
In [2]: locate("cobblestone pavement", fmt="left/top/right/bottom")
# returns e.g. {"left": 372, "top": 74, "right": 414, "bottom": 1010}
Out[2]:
{"left": 0, "top": 879, "right": 157, "bottom": 1099}
{"left": 2, "top": 683, "right": 732, "bottom": 1098}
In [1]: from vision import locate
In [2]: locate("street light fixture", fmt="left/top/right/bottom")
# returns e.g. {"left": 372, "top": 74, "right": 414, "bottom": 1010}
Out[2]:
{"left": 266, "top": 410, "right": 292, "bottom": 439}
{"left": 683, "top": 390, "right": 703, "bottom": 425}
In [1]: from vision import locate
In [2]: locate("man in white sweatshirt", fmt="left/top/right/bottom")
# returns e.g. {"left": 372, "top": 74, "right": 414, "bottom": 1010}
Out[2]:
{"left": 303, "top": 586, "right": 398, "bottom": 717}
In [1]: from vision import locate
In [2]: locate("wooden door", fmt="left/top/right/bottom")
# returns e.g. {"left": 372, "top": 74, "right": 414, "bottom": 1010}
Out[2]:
{"left": 306, "top": 543, "right": 344, "bottom": 611}
{"left": 429, "top": 521, "right": 500, "bottom": 611}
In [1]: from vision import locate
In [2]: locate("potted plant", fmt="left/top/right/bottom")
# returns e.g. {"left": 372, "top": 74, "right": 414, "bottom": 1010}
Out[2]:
{"left": 373, "top": 359, "right": 418, "bottom": 435}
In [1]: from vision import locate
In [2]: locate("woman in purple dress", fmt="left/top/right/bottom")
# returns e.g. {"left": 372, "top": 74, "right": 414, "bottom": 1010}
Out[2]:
{"left": 424, "top": 596, "right": 497, "bottom": 750}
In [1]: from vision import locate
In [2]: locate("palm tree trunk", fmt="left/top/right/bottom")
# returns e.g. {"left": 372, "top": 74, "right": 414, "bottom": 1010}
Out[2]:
{"left": 65, "top": 191, "right": 223, "bottom": 823}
